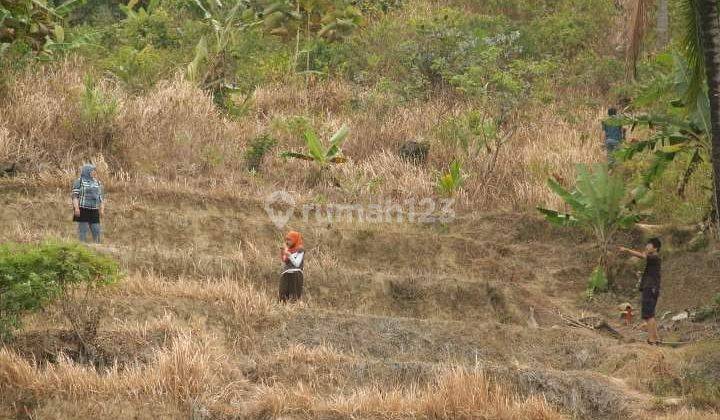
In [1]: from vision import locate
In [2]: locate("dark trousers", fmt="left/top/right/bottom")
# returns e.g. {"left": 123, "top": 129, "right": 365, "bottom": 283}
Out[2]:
{"left": 641, "top": 287, "right": 659, "bottom": 320}
{"left": 279, "top": 271, "right": 303, "bottom": 302}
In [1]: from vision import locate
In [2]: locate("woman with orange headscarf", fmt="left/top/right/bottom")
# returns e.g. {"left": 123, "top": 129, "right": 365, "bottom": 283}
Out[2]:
{"left": 279, "top": 230, "right": 305, "bottom": 302}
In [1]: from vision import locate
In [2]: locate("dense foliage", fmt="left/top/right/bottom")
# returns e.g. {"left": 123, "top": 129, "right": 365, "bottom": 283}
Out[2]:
{"left": 1, "top": 0, "right": 620, "bottom": 98}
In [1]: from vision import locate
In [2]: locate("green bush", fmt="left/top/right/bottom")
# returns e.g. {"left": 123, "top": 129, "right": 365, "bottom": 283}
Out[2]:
{"left": 245, "top": 134, "right": 277, "bottom": 172}
{"left": 103, "top": 44, "right": 175, "bottom": 91}
{"left": 0, "top": 242, "right": 121, "bottom": 340}
{"left": 433, "top": 110, "right": 496, "bottom": 154}
{"left": 437, "top": 160, "right": 465, "bottom": 197}
{"left": 586, "top": 266, "right": 608, "bottom": 297}
{"left": 80, "top": 75, "right": 118, "bottom": 125}
{"left": 118, "top": 6, "right": 180, "bottom": 50}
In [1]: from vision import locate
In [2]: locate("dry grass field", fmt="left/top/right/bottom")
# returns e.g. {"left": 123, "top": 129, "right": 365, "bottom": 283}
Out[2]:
{"left": 1, "top": 2, "right": 720, "bottom": 417}
{"left": 0, "top": 173, "right": 719, "bottom": 418}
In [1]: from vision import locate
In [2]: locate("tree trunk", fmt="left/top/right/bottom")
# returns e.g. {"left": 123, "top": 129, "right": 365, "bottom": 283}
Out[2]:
{"left": 656, "top": 0, "right": 669, "bottom": 49}
{"left": 697, "top": 0, "right": 720, "bottom": 236}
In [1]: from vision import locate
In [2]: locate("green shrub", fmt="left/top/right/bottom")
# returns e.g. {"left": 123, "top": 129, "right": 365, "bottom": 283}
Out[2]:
{"left": 518, "top": 0, "right": 614, "bottom": 59}
{"left": 350, "top": 0, "right": 404, "bottom": 14}
{"left": 118, "top": 5, "right": 180, "bottom": 50}
{"left": 0, "top": 241, "right": 121, "bottom": 340}
{"left": 586, "top": 266, "right": 608, "bottom": 297}
{"left": 245, "top": 134, "right": 277, "bottom": 172}
{"left": 80, "top": 75, "right": 118, "bottom": 125}
{"left": 437, "top": 160, "right": 465, "bottom": 197}
{"left": 103, "top": 44, "right": 175, "bottom": 91}
{"left": 433, "top": 110, "right": 496, "bottom": 155}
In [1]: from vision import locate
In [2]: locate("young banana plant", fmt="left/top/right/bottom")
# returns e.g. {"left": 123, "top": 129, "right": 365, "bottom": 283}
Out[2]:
{"left": 281, "top": 124, "right": 349, "bottom": 168}
{"left": 538, "top": 164, "right": 644, "bottom": 278}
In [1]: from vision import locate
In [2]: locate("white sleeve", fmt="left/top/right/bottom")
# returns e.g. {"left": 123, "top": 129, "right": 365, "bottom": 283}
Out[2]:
{"left": 289, "top": 251, "right": 304, "bottom": 268}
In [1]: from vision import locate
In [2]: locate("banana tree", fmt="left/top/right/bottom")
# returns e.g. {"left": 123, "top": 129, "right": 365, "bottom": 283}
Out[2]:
{"left": 262, "top": 0, "right": 360, "bottom": 40}
{"left": 280, "top": 124, "right": 349, "bottom": 168}
{"left": 616, "top": 112, "right": 710, "bottom": 198}
{"left": 260, "top": 0, "right": 361, "bottom": 74}
{"left": 186, "top": 0, "right": 260, "bottom": 95}
{"left": 538, "top": 164, "right": 644, "bottom": 278}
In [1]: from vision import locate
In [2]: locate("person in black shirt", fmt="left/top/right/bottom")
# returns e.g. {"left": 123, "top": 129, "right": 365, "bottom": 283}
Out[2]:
{"left": 619, "top": 237, "right": 662, "bottom": 344}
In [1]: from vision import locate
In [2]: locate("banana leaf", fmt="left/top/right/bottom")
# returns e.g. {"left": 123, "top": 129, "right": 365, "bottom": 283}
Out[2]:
{"left": 537, "top": 207, "right": 578, "bottom": 227}
{"left": 326, "top": 125, "right": 349, "bottom": 158}
{"left": 303, "top": 129, "right": 326, "bottom": 162}
{"left": 187, "top": 36, "right": 208, "bottom": 82}
{"left": 547, "top": 177, "right": 585, "bottom": 214}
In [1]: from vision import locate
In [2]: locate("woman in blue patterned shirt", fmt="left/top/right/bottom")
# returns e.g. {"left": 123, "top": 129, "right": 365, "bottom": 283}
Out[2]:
{"left": 72, "top": 164, "right": 104, "bottom": 243}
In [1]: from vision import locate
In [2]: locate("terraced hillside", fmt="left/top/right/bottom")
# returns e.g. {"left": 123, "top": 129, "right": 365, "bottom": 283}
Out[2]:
{"left": 1, "top": 177, "right": 719, "bottom": 419}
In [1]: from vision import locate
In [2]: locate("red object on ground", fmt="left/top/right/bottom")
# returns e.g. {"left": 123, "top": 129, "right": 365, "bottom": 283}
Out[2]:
{"left": 621, "top": 306, "right": 633, "bottom": 326}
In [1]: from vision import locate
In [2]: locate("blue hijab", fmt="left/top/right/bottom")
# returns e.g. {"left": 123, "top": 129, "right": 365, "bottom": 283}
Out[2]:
{"left": 80, "top": 164, "right": 96, "bottom": 181}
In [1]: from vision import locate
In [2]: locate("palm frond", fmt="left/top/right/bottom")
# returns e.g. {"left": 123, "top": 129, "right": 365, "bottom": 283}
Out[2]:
{"left": 679, "top": 0, "right": 706, "bottom": 110}
{"left": 676, "top": 148, "right": 703, "bottom": 197}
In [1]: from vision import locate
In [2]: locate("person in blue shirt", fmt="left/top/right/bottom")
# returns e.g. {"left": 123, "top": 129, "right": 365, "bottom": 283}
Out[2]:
{"left": 602, "top": 107, "right": 625, "bottom": 165}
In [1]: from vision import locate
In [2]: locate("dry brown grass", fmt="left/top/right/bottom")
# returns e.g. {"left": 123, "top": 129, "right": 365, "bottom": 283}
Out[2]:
{"left": 248, "top": 366, "right": 563, "bottom": 419}
{"left": 1, "top": 53, "right": 607, "bottom": 213}
{"left": 652, "top": 410, "right": 720, "bottom": 420}
{"left": 0, "top": 332, "right": 246, "bottom": 413}
{"left": 0, "top": 58, "right": 250, "bottom": 177}
{"left": 117, "top": 272, "right": 283, "bottom": 324}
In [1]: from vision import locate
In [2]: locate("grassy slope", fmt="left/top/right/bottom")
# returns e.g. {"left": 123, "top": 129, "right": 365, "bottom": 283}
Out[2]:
{"left": 0, "top": 179, "right": 718, "bottom": 419}
{"left": 1, "top": 1, "right": 720, "bottom": 419}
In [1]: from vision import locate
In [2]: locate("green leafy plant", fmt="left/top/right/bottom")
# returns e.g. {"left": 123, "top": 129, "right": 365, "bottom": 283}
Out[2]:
{"left": 0, "top": 241, "right": 121, "bottom": 340}
{"left": 245, "top": 134, "right": 277, "bottom": 172}
{"left": 0, "top": 0, "right": 82, "bottom": 60}
{"left": 694, "top": 293, "right": 720, "bottom": 322}
{"left": 437, "top": 160, "right": 465, "bottom": 197}
{"left": 80, "top": 75, "right": 118, "bottom": 125}
{"left": 586, "top": 266, "right": 608, "bottom": 297}
{"left": 261, "top": 1, "right": 361, "bottom": 42}
{"left": 103, "top": 44, "right": 170, "bottom": 92}
{"left": 617, "top": 54, "right": 711, "bottom": 198}
{"left": 78, "top": 74, "right": 118, "bottom": 152}
{"left": 538, "top": 164, "right": 644, "bottom": 279}
{"left": 187, "top": 0, "right": 259, "bottom": 95}
{"left": 261, "top": 0, "right": 361, "bottom": 75}
{"left": 280, "top": 124, "right": 349, "bottom": 168}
